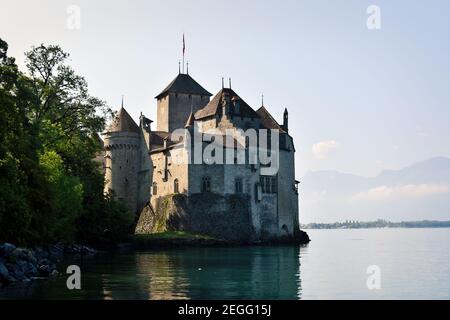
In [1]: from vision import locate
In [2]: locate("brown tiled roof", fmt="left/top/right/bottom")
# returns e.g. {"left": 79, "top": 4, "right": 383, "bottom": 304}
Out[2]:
{"left": 256, "top": 106, "right": 286, "bottom": 133}
{"left": 195, "top": 88, "right": 260, "bottom": 120}
{"left": 107, "top": 107, "right": 139, "bottom": 133}
{"left": 155, "top": 73, "right": 212, "bottom": 99}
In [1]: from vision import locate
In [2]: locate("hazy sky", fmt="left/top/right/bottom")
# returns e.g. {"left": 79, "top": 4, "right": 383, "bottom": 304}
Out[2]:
{"left": 2, "top": 0, "right": 450, "bottom": 178}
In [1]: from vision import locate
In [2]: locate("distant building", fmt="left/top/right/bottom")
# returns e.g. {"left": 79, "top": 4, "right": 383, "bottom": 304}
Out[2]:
{"left": 103, "top": 71, "right": 301, "bottom": 240}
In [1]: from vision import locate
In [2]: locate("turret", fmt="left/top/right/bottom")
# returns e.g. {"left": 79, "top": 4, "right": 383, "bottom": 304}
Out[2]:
{"left": 103, "top": 107, "right": 141, "bottom": 215}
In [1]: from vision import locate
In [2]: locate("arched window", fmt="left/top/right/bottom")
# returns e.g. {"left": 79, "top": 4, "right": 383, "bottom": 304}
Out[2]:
{"left": 174, "top": 179, "right": 179, "bottom": 194}
{"left": 152, "top": 182, "right": 158, "bottom": 196}
{"left": 235, "top": 178, "right": 243, "bottom": 194}
{"left": 202, "top": 177, "right": 211, "bottom": 193}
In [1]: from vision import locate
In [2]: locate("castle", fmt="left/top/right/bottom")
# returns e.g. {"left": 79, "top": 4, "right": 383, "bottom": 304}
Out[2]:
{"left": 103, "top": 70, "right": 301, "bottom": 241}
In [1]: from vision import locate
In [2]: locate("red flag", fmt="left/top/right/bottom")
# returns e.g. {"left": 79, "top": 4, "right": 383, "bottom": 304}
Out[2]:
{"left": 183, "top": 33, "right": 185, "bottom": 56}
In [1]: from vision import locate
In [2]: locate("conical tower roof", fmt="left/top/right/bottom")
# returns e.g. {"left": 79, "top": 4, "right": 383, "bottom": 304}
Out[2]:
{"left": 107, "top": 107, "right": 139, "bottom": 133}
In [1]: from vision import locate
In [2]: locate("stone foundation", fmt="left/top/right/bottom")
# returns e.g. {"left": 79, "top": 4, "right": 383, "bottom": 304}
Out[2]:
{"left": 135, "top": 193, "right": 256, "bottom": 242}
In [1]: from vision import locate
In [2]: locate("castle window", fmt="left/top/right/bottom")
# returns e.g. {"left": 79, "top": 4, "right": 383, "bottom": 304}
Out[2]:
{"left": 260, "top": 176, "right": 265, "bottom": 193}
{"left": 260, "top": 176, "right": 277, "bottom": 194}
{"left": 152, "top": 182, "right": 158, "bottom": 196}
{"left": 202, "top": 177, "right": 211, "bottom": 193}
{"left": 265, "top": 177, "right": 271, "bottom": 193}
{"left": 235, "top": 178, "right": 243, "bottom": 194}
{"left": 271, "top": 177, "right": 277, "bottom": 194}
{"left": 174, "top": 179, "right": 179, "bottom": 194}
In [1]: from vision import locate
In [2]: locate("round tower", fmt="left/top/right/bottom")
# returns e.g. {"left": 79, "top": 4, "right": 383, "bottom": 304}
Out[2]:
{"left": 103, "top": 107, "right": 141, "bottom": 214}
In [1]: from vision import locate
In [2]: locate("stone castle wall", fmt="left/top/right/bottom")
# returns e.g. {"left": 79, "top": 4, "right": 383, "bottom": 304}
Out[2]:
{"left": 276, "top": 135, "right": 299, "bottom": 236}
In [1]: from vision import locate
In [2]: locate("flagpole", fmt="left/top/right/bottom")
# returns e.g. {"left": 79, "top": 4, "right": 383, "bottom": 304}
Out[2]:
{"left": 182, "top": 33, "right": 185, "bottom": 74}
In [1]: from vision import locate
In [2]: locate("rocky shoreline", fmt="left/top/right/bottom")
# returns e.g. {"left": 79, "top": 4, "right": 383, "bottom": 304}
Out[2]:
{"left": 0, "top": 243, "right": 97, "bottom": 287}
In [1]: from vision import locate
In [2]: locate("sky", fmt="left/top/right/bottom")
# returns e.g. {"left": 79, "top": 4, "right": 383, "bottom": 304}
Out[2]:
{"left": 1, "top": 0, "right": 450, "bottom": 179}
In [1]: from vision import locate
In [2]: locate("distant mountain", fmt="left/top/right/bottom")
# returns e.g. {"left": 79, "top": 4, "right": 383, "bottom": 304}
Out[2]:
{"left": 375, "top": 157, "right": 450, "bottom": 185}
{"left": 300, "top": 157, "right": 450, "bottom": 223}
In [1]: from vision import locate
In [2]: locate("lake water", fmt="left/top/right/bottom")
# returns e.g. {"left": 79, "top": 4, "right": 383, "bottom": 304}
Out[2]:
{"left": 1, "top": 228, "right": 450, "bottom": 300}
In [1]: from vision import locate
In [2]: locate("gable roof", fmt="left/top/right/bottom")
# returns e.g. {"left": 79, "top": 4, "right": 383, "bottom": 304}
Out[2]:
{"left": 256, "top": 106, "right": 286, "bottom": 133}
{"left": 107, "top": 107, "right": 139, "bottom": 133}
{"left": 155, "top": 73, "right": 212, "bottom": 99}
{"left": 195, "top": 88, "right": 260, "bottom": 120}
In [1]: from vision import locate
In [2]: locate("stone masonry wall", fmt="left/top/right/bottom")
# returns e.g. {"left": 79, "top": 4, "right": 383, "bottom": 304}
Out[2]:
{"left": 135, "top": 193, "right": 256, "bottom": 242}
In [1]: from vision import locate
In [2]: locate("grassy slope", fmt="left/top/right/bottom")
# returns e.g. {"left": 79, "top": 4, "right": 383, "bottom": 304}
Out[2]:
{"left": 134, "top": 231, "right": 216, "bottom": 243}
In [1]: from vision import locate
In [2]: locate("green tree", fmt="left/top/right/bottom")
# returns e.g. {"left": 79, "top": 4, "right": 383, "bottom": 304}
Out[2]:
{"left": 39, "top": 150, "right": 83, "bottom": 242}
{"left": 1, "top": 39, "right": 133, "bottom": 246}
{"left": 0, "top": 38, "right": 53, "bottom": 245}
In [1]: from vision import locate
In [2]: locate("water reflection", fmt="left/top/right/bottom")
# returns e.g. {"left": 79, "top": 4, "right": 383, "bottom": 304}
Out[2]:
{"left": 134, "top": 246, "right": 302, "bottom": 300}
{"left": 0, "top": 246, "right": 303, "bottom": 300}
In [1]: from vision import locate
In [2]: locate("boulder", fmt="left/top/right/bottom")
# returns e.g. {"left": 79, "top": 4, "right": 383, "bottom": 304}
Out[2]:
{"left": 0, "top": 243, "right": 16, "bottom": 258}
{"left": 6, "top": 262, "right": 28, "bottom": 281}
{"left": 0, "top": 261, "right": 9, "bottom": 281}
{"left": 33, "top": 247, "right": 49, "bottom": 260}
{"left": 23, "top": 261, "right": 39, "bottom": 277}
{"left": 12, "top": 269, "right": 27, "bottom": 281}
{"left": 11, "top": 248, "right": 33, "bottom": 262}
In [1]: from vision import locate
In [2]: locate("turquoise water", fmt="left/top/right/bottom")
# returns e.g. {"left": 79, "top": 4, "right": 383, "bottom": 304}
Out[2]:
{"left": 1, "top": 228, "right": 450, "bottom": 300}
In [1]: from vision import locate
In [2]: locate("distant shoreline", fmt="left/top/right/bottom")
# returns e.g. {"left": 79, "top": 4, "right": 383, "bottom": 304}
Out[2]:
{"left": 301, "top": 220, "right": 450, "bottom": 230}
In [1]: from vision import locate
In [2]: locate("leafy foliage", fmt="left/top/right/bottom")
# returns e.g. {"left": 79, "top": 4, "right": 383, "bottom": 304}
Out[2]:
{"left": 0, "top": 39, "right": 133, "bottom": 246}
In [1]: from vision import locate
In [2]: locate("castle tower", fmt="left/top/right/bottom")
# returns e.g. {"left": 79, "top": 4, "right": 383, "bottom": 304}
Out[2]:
{"left": 103, "top": 107, "right": 141, "bottom": 215}
{"left": 155, "top": 73, "right": 212, "bottom": 133}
